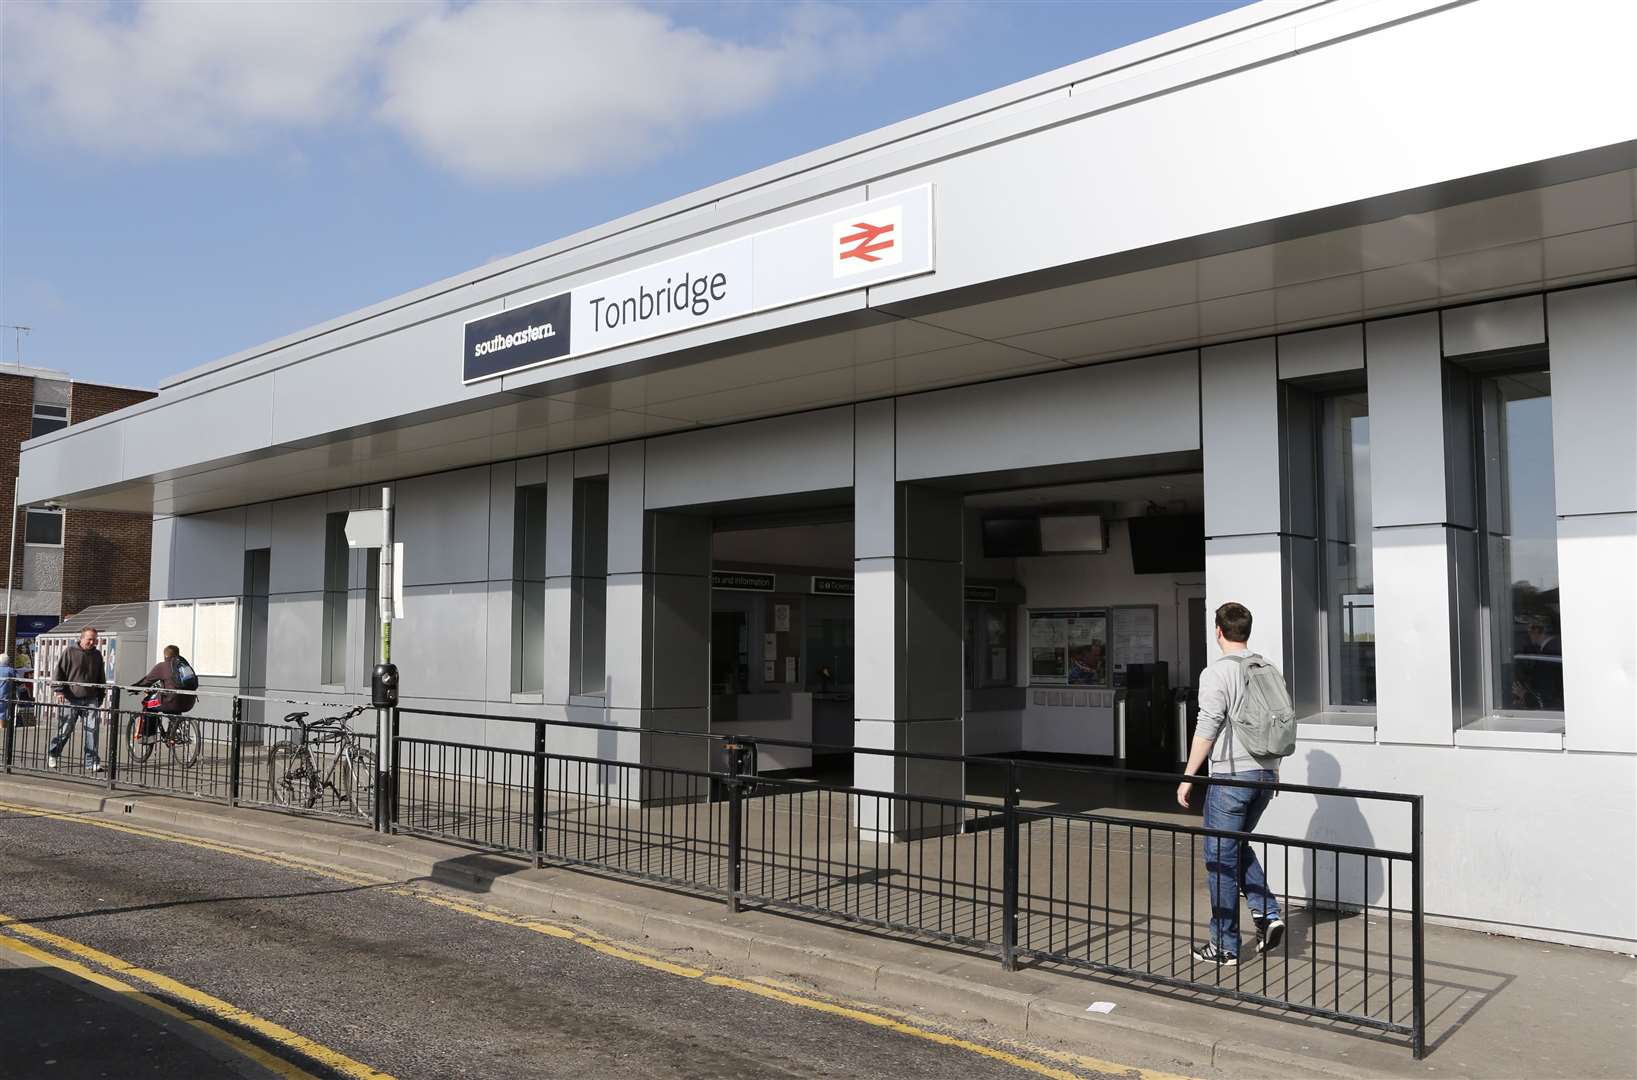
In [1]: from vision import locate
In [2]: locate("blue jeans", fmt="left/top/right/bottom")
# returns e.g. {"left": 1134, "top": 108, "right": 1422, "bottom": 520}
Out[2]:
{"left": 1203, "top": 769, "right": 1281, "bottom": 955}
{"left": 47, "top": 701, "right": 101, "bottom": 766}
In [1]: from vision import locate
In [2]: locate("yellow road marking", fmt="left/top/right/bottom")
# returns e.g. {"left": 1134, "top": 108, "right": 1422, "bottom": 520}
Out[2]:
{"left": 0, "top": 930, "right": 323, "bottom": 1080}
{"left": 2, "top": 798, "right": 1193, "bottom": 1079}
{"left": 0, "top": 911, "right": 393, "bottom": 1079}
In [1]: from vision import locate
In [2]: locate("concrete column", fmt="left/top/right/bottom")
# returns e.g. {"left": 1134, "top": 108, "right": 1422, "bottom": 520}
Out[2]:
{"left": 603, "top": 440, "right": 713, "bottom": 790}
{"left": 1367, "top": 313, "right": 1464, "bottom": 745}
{"left": 853, "top": 399, "right": 965, "bottom": 839}
{"left": 1548, "top": 281, "right": 1637, "bottom": 754}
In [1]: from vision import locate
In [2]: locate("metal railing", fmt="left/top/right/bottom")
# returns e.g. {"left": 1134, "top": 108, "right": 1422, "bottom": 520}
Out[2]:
{"left": 2, "top": 681, "right": 1425, "bottom": 1057}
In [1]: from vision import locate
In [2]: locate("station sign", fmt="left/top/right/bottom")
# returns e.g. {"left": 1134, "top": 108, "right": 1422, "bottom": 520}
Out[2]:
{"left": 711, "top": 570, "right": 776, "bottom": 592}
{"left": 964, "top": 585, "right": 1000, "bottom": 602}
{"left": 810, "top": 576, "right": 853, "bottom": 596}
{"left": 463, "top": 185, "right": 935, "bottom": 383}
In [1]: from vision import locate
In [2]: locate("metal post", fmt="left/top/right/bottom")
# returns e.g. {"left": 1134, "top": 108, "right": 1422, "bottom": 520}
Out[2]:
{"left": 1001, "top": 759, "right": 1020, "bottom": 971}
{"left": 228, "top": 696, "right": 243, "bottom": 807}
{"left": 3, "top": 676, "right": 13, "bottom": 774}
{"left": 3, "top": 484, "right": 19, "bottom": 659}
{"left": 104, "top": 686, "right": 120, "bottom": 791}
{"left": 1411, "top": 795, "right": 1426, "bottom": 1059}
{"left": 532, "top": 720, "right": 546, "bottom": 868}
{"left": 725, "top": 741, "right": 746, "bottom": 914}
{"left": 387, "top": 705, "right": 400, "bottom": 834}
{"left": 375, "top": 485, "right": 394, "bottom": 834}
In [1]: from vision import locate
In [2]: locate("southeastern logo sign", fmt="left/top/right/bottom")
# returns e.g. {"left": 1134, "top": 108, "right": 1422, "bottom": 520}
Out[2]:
{"left": 463, "top": 185, "right": 934, "bottom": 383}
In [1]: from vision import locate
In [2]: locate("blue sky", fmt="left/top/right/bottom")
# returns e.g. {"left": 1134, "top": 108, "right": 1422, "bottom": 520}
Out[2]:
{"left": 1, "top": 1, "right": 1245, "bottom": 390}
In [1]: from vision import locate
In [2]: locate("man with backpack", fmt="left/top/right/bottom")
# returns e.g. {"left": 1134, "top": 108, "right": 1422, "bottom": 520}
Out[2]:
{"left": 1176, "top": 602, "right": 1296, "bottom": 967}
{"left": 135, "top": 645, "right": 198, "bottom": 742}
{"left": 48, "top": 626, "right": 108, "bottom": 772}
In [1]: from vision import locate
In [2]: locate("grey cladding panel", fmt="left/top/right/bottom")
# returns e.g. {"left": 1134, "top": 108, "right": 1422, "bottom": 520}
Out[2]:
{"left": 169, "top": 509, "right": 248, "bottom": 599}
{"left": 894, "top": 351, "right": 1198, "bottom": 482}
{"left": 268, "top": 495, "right": 329, "bottom": 595}
{"left": 854, "top": 400, "right": 896, "bottom": 560}
{"left": 1366, "top": 313, "right": 1448, "bottom": 528}
{"left": 642, "top": 407, "right": 854, "bottom": 510}
{"left": 1202, "top": 338, "right": 1280, "bottom": 536}
{"left": 396, "top": 466, "right": 492, "bottom": 586}
{"left": 265, "top": 592, "right": 323, "bottom": 692}
{"left": 394, "top": 584, "right": 491, "bottom": 703}
{"left": 122, "top": 375, "right": 274, "bottom": 482}
{"left": 1548, "top": 281, "right": 1637, "bottom": 517}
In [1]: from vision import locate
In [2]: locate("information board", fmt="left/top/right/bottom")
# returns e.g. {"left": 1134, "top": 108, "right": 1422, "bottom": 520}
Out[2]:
{"left": 1111, "top": 605, "right": 1158, "bottom": 684}
{"left": 1028, "top": 608, "right": 1109, "bottom": 687}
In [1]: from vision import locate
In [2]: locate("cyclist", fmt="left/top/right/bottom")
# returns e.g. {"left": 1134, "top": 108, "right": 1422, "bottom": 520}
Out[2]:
{"left": 134, "top": 645, "right": 193, "bottom": 744}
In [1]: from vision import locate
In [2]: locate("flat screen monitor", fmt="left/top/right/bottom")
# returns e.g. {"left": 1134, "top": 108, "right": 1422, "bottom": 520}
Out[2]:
{"left": 981, "top": 516, "right": 1042, "bottom": 558}
{"left": 1128, "top": 513, "right": 1205, "bottom": 574}
{"left": 1039, "top": 514, "right": 1106, "bottom": 553}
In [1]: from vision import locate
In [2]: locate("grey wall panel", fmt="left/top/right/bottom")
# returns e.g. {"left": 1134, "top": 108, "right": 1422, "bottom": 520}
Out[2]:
{"left": 244, "top": 504, "right": 271, "bottom": 551}
{"left": 646, "top": 512, "right": 710, "bottom": 576}
{"left": 642, "top": 406, "right": 854, "bottom": 510}
{"left": 900, "top": 484, "right": 963, "bottom": 563}
{"left": 544, "top": 453, "right": 575, "bottom": 578}
{"left": 169, "top": 508, "right": 248, "bottom": 600}
{"left": 1366, "top": 313, "right": 1448, "bottom": 528}
{"left": 1279, "top": 323, "right": 1364, "bottom": 380}
{"left": 1372, "top": 524, "right": 1456, "bottom": 745}
{"left": 853, "top": 558, "right": 902, "bottom": 723}
{"left": 606, "top": 442, "right": 646, "bottom": 575}
{"left": 603, "top": 573, "right": 645, "bottom": 708}
{"left": 393, "top": 583, "right": 490, "bottom": 703}
{"left": 855, "top": 400, "right": 896, "bottom": 560}
{"left": 1547, "top": 281, "right": 1637, "bottom": 517}
{"left": 265, "top": 592, "right": 323, "bottom": 691}
{"left": 1442, "top": 295, "right": 1545, "bottom": 357}
{"left": 149, "top": 517, "right": 175, "bottom": 602}
{"left": 488, "top": 462, "right": 516, "bottom": 581}
{"left": 574, "top": 446, "right": 610, "bottom": 477}
{"left": 1559, "top": 511, "right": 1636, "bottom": 753}
{"left": 541, "top": 578, "right": 572, "bottom": 705}
{"left": 895, "top": 351, "right": 1198, "bottom": 482}
{"left": 16, "top": 415, "right": 122, "bottom": 505}
{"left": 397, "top": 467, "right": 492, "bottom": 586}
{"left": 1205, "top": 533, "right": 1286, "bottom": 672}
{"left": 516, "top": 455, "right": 549, "bottom": 488}
{"left": 1202, "top": 338, "right": 1280, "bottom": 536}
{"left": 648, "top": 572, "right": 709, "bottom": 710}
{"left": 267, "top": 495, "right": 328, "bottom": 595}
{"left": 121, "top": 375, "right": 274, "bottom": 481}
{"left": 904, "top": 558, "right": 963, "bottom": 721}
{"left": 485, "top": 580, "right": 513, "bottom": 704}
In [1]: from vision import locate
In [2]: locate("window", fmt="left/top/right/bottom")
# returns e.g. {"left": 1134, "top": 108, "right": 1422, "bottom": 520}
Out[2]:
{"left": 570, "top": 477, "right": 608, "bottom": 697}
{"left": 322, "top": 512, "right": 350, "bottom": 686}
{"left": 511, "top": 484, "right": 548, "bottom": 694}
{"left": 30, "top": 403, "right": 68, "bottom": 439}
{"left": 25, "top": 507, "right": 63, "bottom": 546}
{"left": 1477, "top": 369, "right": 1562, "bottom": 718}
{"left": 965, "top": 603, "right": 1016, "bottom": 689}
{"left": 1319, "top": 392, "right": 1375, "bottom": 707}
{"left": 1027, "top": 609, "right": 1108, "bottom": 686}
{"left": 156, "top": 598, "right": 239, "bottom": 677}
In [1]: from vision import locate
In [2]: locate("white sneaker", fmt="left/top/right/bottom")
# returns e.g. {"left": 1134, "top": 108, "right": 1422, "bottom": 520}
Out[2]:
{"left": 89, "top": 762, "right": 105, "bottom": 774}
{"left": 46, "top": 755, "right": 59, "bottom": 769}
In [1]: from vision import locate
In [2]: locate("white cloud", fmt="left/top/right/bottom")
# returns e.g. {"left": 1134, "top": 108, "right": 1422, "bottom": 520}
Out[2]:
{"left": 2, "top": 1, "right": 952, "bottom": 183}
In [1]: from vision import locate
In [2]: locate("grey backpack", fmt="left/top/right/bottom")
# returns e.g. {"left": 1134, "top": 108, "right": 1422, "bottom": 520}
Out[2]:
{"left": 1225, "top": 653, "right": 1297, "bottom": 758}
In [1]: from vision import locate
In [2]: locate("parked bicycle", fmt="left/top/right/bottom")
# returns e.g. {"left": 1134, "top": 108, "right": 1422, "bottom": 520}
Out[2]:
{"left": 266, "top": 705, "right": 375, "bottom": 818}
{"left": 129, "top": 689, "right": 202, "bottom": 767}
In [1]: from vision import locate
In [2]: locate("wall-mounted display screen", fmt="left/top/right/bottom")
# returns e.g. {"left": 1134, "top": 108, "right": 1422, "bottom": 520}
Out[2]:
{"left": 982, "top": 516, "right": 1042, "bottom": 558}
{"left": 1040, "top": 514, "right": 1106, "bottom": 553}
{"left": 1028, "top": 608, "right": 1109, "bottom": 686}
{"left": 1128, "top": 513, "right": 1205, "bottom": 574}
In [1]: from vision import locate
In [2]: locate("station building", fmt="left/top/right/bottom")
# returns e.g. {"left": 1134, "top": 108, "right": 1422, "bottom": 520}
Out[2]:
{"left": 19, "top": 0, "right": 1635, "bottom": 951}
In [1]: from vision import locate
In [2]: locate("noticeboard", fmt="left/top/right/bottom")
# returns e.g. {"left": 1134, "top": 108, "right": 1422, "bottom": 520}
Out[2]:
{"left": 1028, "top": 608, "right": 1109, "bottom": 687}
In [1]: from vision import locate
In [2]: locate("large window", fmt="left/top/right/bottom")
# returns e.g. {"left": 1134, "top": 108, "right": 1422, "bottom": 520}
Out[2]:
{"left": 157, "top": 598, "right": 239, "bottom": 677}
{"left": 964, "top": 603, "right": 1016, "bottom": 690}
{"left": 321, "top": 512, "right": 350, "bottom": 686}
{"left": 1319, "top": 392, "right": 1375, "bottom": 707}
{"left": 570, "top": 477, "right": 608, "bottom": 697}
{"left": 512, "top": 484, "right": 548, "bottom": 694}
{"left": 30, "top": 403, "right": 68, "bottom": 439}
{"left": 1478, "top": 369, "right": 1562, "bottom": 717}
{"left": 24, "top": 507, "right": 63, "bottom": 546}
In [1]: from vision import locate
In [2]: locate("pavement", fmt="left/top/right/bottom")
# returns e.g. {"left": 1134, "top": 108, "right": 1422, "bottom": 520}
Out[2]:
{"left": 1, "top": 774, "right": 1633, "bottom": 1080}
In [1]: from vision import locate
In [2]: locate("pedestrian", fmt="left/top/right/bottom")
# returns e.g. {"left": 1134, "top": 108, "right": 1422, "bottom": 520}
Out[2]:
{"left": 1176, "top": 602, "right": 1295, "bottom": 967}
{"left": 0, "top": 650, "right": 16, "bottom": 731}
{"left": 48, "top": 627, "right": 108, "bottom": 772}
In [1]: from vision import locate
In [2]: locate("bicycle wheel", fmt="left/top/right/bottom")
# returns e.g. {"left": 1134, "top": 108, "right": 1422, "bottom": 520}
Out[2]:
{"left": 338, "top": 749, "right": 377, "bottom": 819}
{"left": 129, "top": 714, "right": 156, "bottom": 764}
{"left": 168, "top": 718, "right": 202, "bottom": 768}
{"left": 267, "top": 744, "right": 301, "bottom": 807}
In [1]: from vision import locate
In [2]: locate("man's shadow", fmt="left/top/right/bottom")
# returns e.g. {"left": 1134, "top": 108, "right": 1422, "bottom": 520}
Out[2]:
{"left": 1299, "top": 749, "right": 1384, "bottom": 942}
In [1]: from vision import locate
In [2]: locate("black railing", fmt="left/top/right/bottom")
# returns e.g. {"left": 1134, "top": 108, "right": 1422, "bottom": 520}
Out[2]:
{"left": 2, "top": 682, "right": 1425, "bottom": 1057}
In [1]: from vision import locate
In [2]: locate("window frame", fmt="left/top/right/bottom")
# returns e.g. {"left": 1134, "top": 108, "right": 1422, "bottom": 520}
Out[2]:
{"left": 321, "top": 512, "right": 350, "bottom": 688}
{"left": 30, "top": 402, "right": 69, "bottom": 440}
{"left": 156, "top": 597, "right": 240, "bottom": 678}
{"left": 24, "top": 507, "right": 65, "bottom": 547}
{"left": 1315, "top": 389, "right": 1376, "bottom": 713}
{"left": 511, "top": 483, "right": 549, "bottom": 696}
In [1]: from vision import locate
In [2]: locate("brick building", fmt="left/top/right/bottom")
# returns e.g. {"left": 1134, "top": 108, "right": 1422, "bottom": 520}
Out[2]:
{"left": 2, "top": 364, "right": 156, "bottom": 660}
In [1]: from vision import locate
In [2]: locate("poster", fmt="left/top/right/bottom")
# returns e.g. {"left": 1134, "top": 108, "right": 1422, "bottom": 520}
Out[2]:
{"left": 1029, "top": 615, "right": 1067, "bottom": 682}
{"left": 774, "top": 604, "right": 791, "bottom": 632}
{"left": 1112, "top": 606, "right": 1158, "bottom": 677}
{"left": 1029, "top": 608, "right": 1109, "bottom": 686}
{"left": 1065, "top": 614, "right": 1108, "bottom": 686}
{"left": 784, "top": 656, "right": 797, "bottom": 683}
{"left": 763, "top": 659, "right": 776, "bottom": 682}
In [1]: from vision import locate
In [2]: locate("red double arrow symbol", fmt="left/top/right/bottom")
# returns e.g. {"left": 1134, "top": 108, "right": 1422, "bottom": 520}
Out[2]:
{"left": 838, "top": 221, "right": 895, "bottom": 262}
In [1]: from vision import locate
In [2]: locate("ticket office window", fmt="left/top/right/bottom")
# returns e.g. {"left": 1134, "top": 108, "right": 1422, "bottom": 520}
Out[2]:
{"left": 965, "top": 603, "right": 1016, "bottom": 689}
{"left": 1028, "top": 609, "right": 1109, "bottom": 687}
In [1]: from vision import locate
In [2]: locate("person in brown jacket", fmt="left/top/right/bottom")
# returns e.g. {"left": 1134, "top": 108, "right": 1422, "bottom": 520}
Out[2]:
{"left": 135, "top": 645, "right": 191, "bottom": 742}
{"left": 48, "top": 627, "right": 107, "bottom": 771}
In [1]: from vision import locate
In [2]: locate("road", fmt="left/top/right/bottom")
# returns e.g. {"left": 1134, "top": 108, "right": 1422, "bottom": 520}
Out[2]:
{"left": 0, "top": 806, "right": 1150, "bottom": 1080}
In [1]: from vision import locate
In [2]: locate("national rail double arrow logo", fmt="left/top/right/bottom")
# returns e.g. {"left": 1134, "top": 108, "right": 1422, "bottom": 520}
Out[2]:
{"left": 833, "top": 204, "right": 905, "bottom": 277}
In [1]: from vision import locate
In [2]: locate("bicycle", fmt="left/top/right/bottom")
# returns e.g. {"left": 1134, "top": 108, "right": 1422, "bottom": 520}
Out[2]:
{"left": 129, "top": 689, "right": 202, "bottom": 768}
{"left": 266, "top": 705, "right": 376, "bottom": 818}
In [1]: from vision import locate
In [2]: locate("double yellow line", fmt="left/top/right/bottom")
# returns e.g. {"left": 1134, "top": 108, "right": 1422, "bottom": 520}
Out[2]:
{"left": 0, "top": 800, "right": 1191, "bottom": 1080}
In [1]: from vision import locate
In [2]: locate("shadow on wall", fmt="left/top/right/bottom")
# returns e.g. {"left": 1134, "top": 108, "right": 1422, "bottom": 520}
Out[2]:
{"left": 1304, "top": 749, "right": 1385, "bottom": 912}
